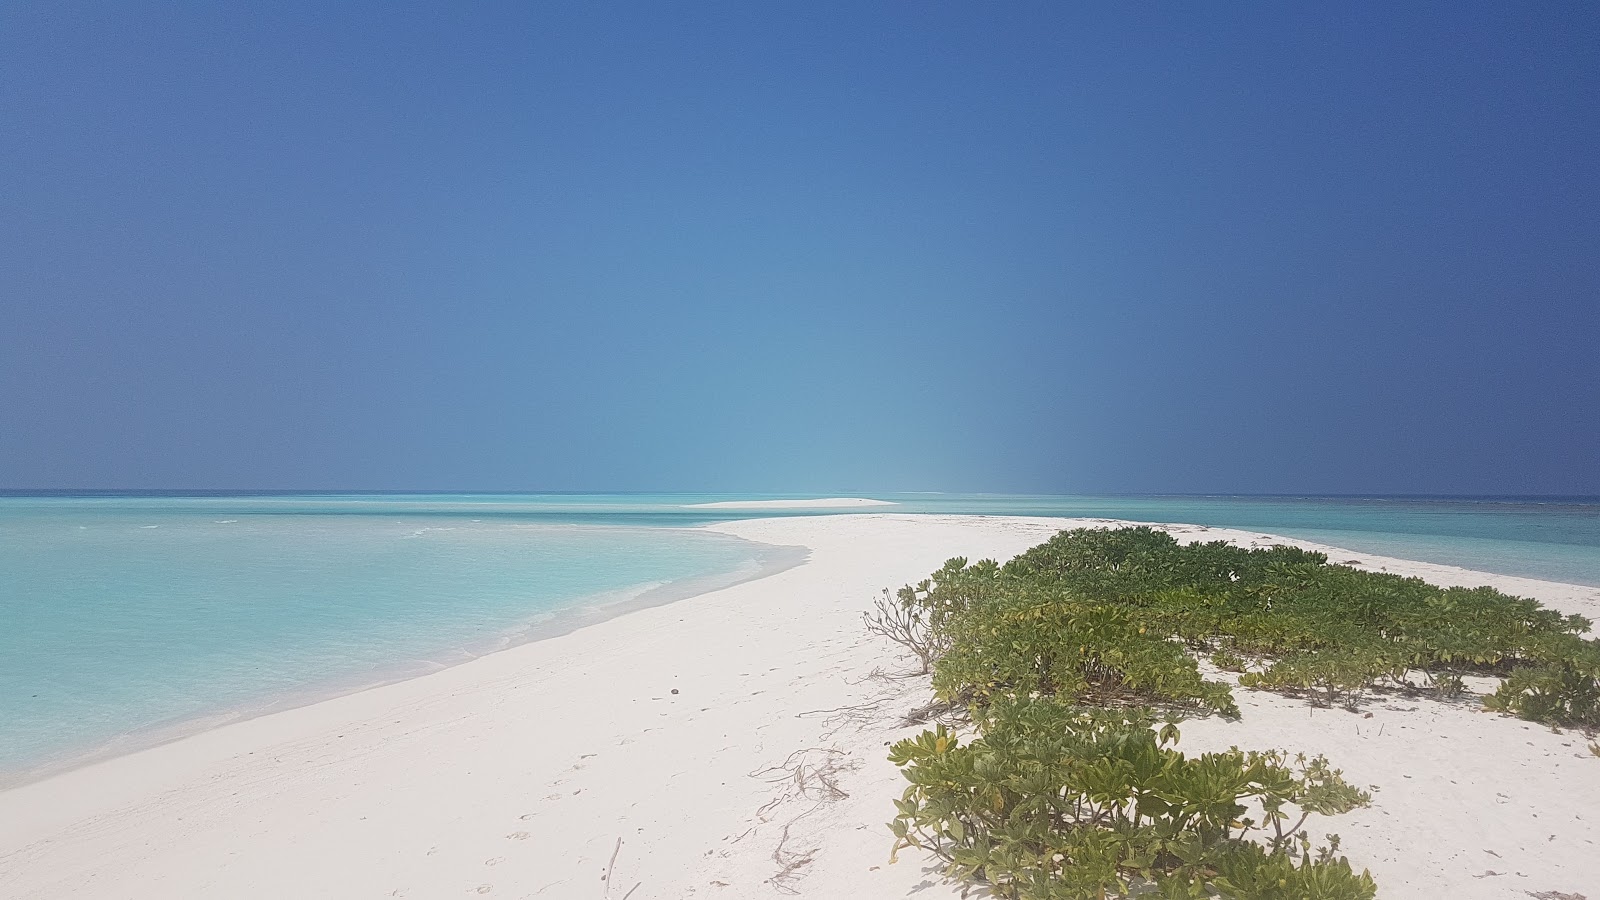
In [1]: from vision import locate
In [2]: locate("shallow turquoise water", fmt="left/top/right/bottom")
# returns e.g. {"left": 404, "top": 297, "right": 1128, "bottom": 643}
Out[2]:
{"left": 0, "top": 499, "right": 768, "bottom": 779}
{"left": 2, "top": 492, "right": 1597, "bottom": 781}
{"left": 873, "top": 494, "right": 1600, "bottom": 587}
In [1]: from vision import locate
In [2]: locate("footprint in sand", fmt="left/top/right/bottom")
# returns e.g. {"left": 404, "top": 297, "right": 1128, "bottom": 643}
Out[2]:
{"left": 507, "top": 831, "right": 530, "bottom": 840}
{"left": 485, "top": 857, "right": 505, "bottom": 866}
{"left": 474, "top": 886, "right": 493, "bottom": 895}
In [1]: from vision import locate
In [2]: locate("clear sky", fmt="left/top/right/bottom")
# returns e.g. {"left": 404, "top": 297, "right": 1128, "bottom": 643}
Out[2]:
{"left": 3, "top": 2, "right": 1596, "bottom": 494}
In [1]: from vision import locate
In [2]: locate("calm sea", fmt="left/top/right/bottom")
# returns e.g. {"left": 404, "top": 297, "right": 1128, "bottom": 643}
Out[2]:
{"left": 2, "top": 492, "right": 1597, "bottom": 781}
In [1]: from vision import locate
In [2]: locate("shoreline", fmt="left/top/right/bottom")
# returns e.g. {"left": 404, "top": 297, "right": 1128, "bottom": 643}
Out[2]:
{"left": 3, "top": 514, "right": 1598, "bottom": 898}
{"left": 0, "top": 532, "right": 809, "bottom": 791}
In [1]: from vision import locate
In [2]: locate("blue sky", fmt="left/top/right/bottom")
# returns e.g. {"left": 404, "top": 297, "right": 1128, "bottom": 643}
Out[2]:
{"left": 3, "top": 2, "right": 1596, "bottom": 494}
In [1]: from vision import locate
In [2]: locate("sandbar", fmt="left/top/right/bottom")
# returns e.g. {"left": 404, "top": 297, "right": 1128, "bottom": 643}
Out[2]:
{"left": 683, "top": 497, "right": 896, "bottom": 509}
{"left": 2, "top": 514, "right": 1597, "bottom": 898}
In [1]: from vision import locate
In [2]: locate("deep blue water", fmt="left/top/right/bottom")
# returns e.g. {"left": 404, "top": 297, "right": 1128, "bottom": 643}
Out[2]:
{"left": 2, "top": 492, "right": 1597, "bottom": 782}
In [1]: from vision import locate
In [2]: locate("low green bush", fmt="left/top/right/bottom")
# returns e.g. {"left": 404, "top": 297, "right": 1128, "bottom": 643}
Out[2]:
{"left": 1485, "top": 659, "right": 1600, "bottom": 727}
{"left": 1237, "top": 645, "right": 1398, "bottom": 710}
{"left": 889, "top": 697, "right": 1375, "bottom": 899}
{"left": 911, "top": 526, "right": 1600, "bottom": 723}
{"left": 929, "top": 562, "right": 1237, "bottom": 717}
{"left": 877, "top": 526, "right": 1600, "bottom": 897}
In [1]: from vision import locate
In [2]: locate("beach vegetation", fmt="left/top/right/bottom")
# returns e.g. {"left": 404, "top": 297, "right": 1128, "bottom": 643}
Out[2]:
{"left": 896, "top": 526, "right": 1600, "bottom": 724}
{"left": 925, "top": 560, "right": 1238, "bottom": 716}
{"left": 888, "top": 697, "right": 1375, "bottom": 899}
{"left": 1484, "top": 659, "right": 1600, "bottom": 727}
{"left": 878, "top": 526, "right": 1600, "bottom": 896}
{"left": 863, "top": 586, "right": 944, "bottom": 675}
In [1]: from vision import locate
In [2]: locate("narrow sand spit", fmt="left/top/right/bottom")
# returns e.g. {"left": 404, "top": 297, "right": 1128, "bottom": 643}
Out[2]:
{"left": 683, "top": 498, "right": 897, "bottom": 509}
{"left": 2, "top": 515, "right": 1597, "bottom": 899}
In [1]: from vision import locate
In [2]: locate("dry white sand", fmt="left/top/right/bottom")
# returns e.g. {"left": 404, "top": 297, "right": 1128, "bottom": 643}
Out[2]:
{"left": 2, "top": 514, "right": 1598, "bottom": 899}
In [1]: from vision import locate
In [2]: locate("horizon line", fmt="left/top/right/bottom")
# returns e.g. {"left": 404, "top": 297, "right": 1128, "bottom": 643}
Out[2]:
{"left": 2, "top": 489, "right": 1597, "bottom": 503}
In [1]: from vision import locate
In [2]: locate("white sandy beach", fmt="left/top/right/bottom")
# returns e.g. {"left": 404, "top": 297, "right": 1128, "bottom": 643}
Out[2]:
{"left": 3, "top": 514, "right": 1599, "bottom": 899}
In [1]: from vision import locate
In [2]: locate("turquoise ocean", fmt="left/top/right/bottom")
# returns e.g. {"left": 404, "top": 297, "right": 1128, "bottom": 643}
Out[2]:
{"left": 2, "top": 492, "right": 1598, "bottom": 783}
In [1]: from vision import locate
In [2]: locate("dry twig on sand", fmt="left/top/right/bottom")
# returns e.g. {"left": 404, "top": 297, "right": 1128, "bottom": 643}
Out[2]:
{"left": 748, "top": 747, "right": 858, "bottom": 893}
{"left": 601, "top": 836, "right": 622, "bottom": 897}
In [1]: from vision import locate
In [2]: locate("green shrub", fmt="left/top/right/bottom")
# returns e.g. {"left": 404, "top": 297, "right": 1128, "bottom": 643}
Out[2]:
{"left": 888, "top": 697, "right": 1374, "bottom": 900}
{"left": 1209, "top": 650, "right": 1247, "bottom": 672}
{"left": 1238, "top": 645, "right": 1400, "bottom": 709}
{"left": 876, "top": 526, "right": 1600, "bottom": 898}
{"left": 894, "top": 528, "right": 1600, "bottom": 726}
{"left": 1426, "top": 671, "right": 1467, "bottom": 697}
{"left": 929, "top": 565, "right": 1237, "bottom": 717}
{"left": 1484, "top": 660, "right": 1600, "bottom": 727}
